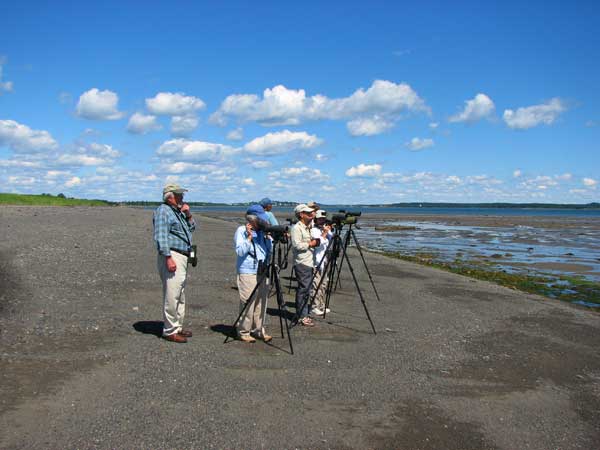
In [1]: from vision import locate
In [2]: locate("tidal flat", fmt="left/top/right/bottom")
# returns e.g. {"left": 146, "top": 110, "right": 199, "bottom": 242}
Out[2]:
{"left": 202, "top": 211, "right": 600, "bottom": 307}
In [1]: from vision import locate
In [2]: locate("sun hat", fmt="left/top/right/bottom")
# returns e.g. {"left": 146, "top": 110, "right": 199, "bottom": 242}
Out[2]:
{"left": 246, "top": 204, "right": 270, "bottom": 223}
{"left": 162, "top": 183, "right": 188, "bottom": 195}
{"left": 259, "top": 197, "right": 273, "bottom": 207}
{"left": 294, "top": 203, "right": 314, "bottom": 215}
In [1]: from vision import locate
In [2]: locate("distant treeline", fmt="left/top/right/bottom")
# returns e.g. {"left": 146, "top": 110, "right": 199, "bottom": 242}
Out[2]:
{"left": 125, "top": 200, "right": 298, "bottom": 207}
{"left": 0, "top": 193, "right": 115, "bottom": 206}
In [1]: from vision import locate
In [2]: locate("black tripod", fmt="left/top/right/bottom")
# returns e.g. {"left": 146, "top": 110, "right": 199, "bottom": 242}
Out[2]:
{"left": 332, "top": 223, "right": 382, "bottom": 303}
{"left": 295, "top": 224, "right": 377, "bottom": 334}
{"left": 224, "top": 237, "right": 294, "bottom": 354}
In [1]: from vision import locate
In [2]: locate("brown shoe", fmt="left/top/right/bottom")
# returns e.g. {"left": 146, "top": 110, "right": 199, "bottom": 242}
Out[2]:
{"left": 239, "top": 334, "right": 256, "bottom": 343}
{"left": 178, "top": 329, "right": 193, "bottom": 337}
{"left": 163, "top": 333, "right": 187, "bottom": 343}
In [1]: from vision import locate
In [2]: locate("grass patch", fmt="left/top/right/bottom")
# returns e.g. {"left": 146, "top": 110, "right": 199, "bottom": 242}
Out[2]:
{"left": 381, "top": 251, "right": 600, "bottom": 308}
{"left": 0, "top": 193, "right": 114, "bottom": 206}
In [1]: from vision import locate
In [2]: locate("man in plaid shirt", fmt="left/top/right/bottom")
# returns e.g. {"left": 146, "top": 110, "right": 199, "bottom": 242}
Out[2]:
{"left": 153, "top": 183, "right": 196, "bottom": 343}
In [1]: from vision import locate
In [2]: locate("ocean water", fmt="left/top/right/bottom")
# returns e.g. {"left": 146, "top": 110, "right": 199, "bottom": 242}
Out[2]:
{"left": 191, "top": 205, "right": 600, "bottom": 217}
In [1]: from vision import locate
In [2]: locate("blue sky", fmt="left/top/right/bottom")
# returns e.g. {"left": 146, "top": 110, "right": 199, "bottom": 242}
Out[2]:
{"left": 0, "top": 0, "right": 598, "bottom": 203}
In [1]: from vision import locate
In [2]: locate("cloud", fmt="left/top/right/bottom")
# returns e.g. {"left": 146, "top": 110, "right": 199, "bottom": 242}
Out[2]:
{"left": 583, "top": 178, "right": 597, "bottom": 187}
{"left": 242, "top": 177, "right": 255, "bottom": 186}
{"left": 0, "top": 59, "right": 14, "bottom": 94}
{"left": 210, "top": 80, "right": 429, "bottom": 133}
{"left": 7, "top": 175, "right": 36, "bottom": 185}
{"left": 449, "top": 93, "right": 495, "bottom": 123}
{"left": 226, "top": 127, "right": 244, "bottom": 141}
{"left": 0, "top": 119, "right": 58, "bottom": 152}
{"left": 65, "top": 176, "right": 82, "bottom": 187}
{"left": 127, "top": 113, "right": 162, "bottom": 134}
{"left": 271, "top": 166, "right": 329, "bottom": 182}
{"left": 243, "top": 130, "right": 322, "bottom": 156}
{"left": 406, "top": 137, "right": 434, "bottom": 151}
{"left": 54, "top": 142, "right": 121, "bottom": 167}
{"left": 145, "top": 92, "right": 205, "bottom": 116}
{"left": 315, "top": 153, "right": 328, "bottom": 161}
{"left": 157, "top": 138, "right": 238, "bottom": 162}
{"left": 76, "top": 88, "right": 124, "bottom": 120}
{"left": 249, "top": 160, "right": 272, "bottom": 169}
{"left": 513, "top": 169, "right": 522, "bottom": 178}
{"left": 161, "top": 161, "right": 234, "bottom": 174}
{"left": 347, "top": 115, "right": 394, "bottom": 136}
{"left": 429, "top": 122, "right": 439, "bottom": 129}
{"left": 503, "top": 98, "right": 566, "bottom": 130}
{"left": 171, "top": 115, "right": 199, "bottom": 136}
{"left": 345, "top": 163, "right": 382, "bottom": 177}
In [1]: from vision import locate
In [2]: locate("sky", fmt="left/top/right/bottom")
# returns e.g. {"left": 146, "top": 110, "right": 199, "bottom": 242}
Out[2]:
{"left": 0, "top": 0, "right": 599, "bottom": 204}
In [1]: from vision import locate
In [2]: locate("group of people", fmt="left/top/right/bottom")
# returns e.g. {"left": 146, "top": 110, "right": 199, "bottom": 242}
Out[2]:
{"left": 153, "top": 183, "right": 333, "bottom": 344}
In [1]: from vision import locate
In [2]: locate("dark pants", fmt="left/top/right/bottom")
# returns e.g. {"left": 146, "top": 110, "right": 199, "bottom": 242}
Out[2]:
{"left": 294, "top": 263, "right": 313, "bottom": 318}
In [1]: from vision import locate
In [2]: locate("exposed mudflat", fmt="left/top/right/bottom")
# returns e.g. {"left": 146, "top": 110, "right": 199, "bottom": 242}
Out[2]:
{"left": 1, "top": 206, "right": 599, "bottom": 449}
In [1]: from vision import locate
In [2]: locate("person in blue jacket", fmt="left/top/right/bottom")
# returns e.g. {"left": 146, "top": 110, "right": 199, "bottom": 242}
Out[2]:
{"left": 233, "top": 205, "right": 273, "bottom": 342}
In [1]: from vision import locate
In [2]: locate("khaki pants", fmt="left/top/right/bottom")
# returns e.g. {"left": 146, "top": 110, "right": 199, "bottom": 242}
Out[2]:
{"left": 157, "top": 251, "right": 188, "bottom": 336}
{"left": 236, "top": 273, "right": 269, "bottom": 336}
{"left": 311, "top": 268, "right": 328, "bottom": 310}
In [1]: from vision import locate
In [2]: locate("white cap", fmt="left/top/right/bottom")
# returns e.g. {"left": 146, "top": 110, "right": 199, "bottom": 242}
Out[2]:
{"left": 294, "top": 203, "right": 313, "bottom": 215}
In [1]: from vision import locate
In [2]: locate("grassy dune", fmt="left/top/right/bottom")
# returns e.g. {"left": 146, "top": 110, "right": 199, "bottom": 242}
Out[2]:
{"left": 0, "top": 193, "right": 113, "bottom": 206}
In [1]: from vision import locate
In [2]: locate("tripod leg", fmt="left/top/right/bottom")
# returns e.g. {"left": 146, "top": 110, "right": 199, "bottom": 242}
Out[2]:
{"left": 341, "top": 249, "right": 377, "bottom": 335}
{"left": 273, "top": 268, "right": 294, "bottom": 354}
{"left": 333, "top": 228, "right": 352, "bottom": 290}
{"left": 351, "top": 230, "right": 382, "bottom": 302}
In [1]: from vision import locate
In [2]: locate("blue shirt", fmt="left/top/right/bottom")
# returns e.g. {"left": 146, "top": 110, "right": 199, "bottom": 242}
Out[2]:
{"left": 265, "top": 211, "right": 278, "bottom": 226}
{"left": 153, "top": 204, "right": 196, "bottom": 256}
{"left": 234, "top": 225, "right": 272, "bottom": 274}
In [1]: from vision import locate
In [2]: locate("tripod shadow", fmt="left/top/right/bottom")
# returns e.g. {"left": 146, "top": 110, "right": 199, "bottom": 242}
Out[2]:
{"left": 132, "top": 320, "right": 163, "bottom": 338}
{"left": 210, "top": 324, "right": 237, "bottom": 339}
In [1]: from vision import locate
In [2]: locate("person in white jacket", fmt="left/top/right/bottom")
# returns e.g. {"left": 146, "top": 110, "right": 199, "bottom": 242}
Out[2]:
{"left": 310, "top": 210, "right": 333, "bottom": 316}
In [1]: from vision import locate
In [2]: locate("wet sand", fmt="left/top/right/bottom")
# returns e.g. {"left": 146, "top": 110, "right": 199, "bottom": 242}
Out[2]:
{"left": 1, "top": 206, "right": 599, "bottom": 449}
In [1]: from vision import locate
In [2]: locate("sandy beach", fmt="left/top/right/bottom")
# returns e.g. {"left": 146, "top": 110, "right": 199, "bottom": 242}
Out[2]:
{"left": 1, "top": 206, "right": 599, "bottom": 449}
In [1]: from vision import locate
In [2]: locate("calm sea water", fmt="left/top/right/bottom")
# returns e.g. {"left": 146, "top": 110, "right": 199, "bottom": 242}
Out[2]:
{"left": 190, "top": 205, "right": 600, "bottom": 217}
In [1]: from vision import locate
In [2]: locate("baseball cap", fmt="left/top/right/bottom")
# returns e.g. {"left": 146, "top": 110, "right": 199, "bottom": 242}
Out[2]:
{"left": 315, "top": 209, "right": 327, "bottom": 219}
{"left": 294, "top": 203, "right": 314, "bottom": 215}
{"left": 163, "top": 183, "right": 188, "bottom": 195}
{"left": 259, "top": 197, "right": 273, "bottom": 207}
{"left": 246, "top": 204, "right": 270, "bottom": 223}
{"left": 307, "top": 201, "right": 319, "bottom": 210}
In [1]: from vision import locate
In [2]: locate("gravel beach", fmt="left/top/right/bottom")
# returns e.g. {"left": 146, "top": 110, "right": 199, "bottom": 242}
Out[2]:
{"left": 1, "top": 206, "right": 599, "bottom": 449}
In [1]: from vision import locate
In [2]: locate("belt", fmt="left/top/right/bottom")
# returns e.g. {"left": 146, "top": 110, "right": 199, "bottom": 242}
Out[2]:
{"left": 170, "top": 248, "right": 190, "bottom": 257}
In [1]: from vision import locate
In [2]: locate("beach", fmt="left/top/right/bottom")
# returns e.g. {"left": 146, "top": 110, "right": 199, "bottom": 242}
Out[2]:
{"left": 1, "top": 206, "right": 599, "bottom": 449}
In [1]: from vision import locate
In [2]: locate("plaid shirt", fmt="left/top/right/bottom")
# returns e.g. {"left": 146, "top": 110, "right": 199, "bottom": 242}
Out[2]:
{"left": 153, "top": 204, "right": 196, "bottom": 256}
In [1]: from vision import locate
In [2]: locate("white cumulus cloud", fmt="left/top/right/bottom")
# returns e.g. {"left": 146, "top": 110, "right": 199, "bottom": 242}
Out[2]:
{"left": 76, "top": 88, "right": 123, "bottom": 120}
{"left": 157, "top": 138, "right": 238, "bottom": 162}
{"left": 65, "top": 176, "right": 82, "bottom": 187}
{"left": 583, "top": 178, "right": 597, "bottom": 187}
{"left": 146, "top": 92, "right": 205, "bottom": 116}
{"left": 0, "top": 119, "right": 58, "bottom": 152}
{"left": 345, "top": 163, "right": 382, "bottom": 177}
{"left": 272, "top": 166, "right": 329, "bottom": 182}
{"left": 127, "top": 113, "right": 162, "bottom": 134}
{"left": 503, "top": 98, "right": 566, "bottom": 130}
{"left": 226, "top": 127, "right": 244, "bottom": 141}
{"left": 210, "top": 80, "right": 429, "bottom": 133}
{"left": 347, "top": 115, "right": 394, "bottom": 136}
{"left": 171, "top": 115, "right": 199, "bottom": 136}
{"left": 249, "top": 160, "right": 272, "bottom": 169}
{"left": 406, "top": 137, "right": 434, "bottom": 151}
{"left": 244, "top": 130, "right": 322, "bottom": 156}
{"left": 449, "top": 93, "right": 495, "bottom": 123}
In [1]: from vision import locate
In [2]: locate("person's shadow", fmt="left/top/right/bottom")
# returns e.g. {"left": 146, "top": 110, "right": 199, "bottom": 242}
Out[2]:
{"left": 133, "top": 321, "right": 163, "bottom": 338}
